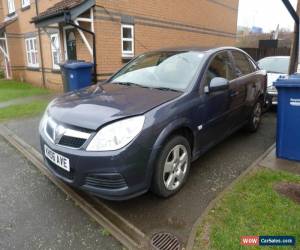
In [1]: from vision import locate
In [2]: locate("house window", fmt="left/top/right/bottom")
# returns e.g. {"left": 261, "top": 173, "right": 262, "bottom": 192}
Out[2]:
{"left": 121, "top": 24, "right": 134, "bottom": 58}
{"left": 50, "top": 33, "right": 60, "bottom": 70}
{"left": 25, "top": 37, "right": 39, "bottom": 68}
{"left": 21, "top": 0, "right": 30, "bottom": 8}
{"left": 7, "top": 0, "right": 15, "bottom": 14}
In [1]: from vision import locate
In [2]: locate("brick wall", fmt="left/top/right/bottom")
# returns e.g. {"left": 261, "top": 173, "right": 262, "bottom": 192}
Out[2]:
{"left": 94, "top": 0, "right": 238, "bottom": 79}
{"left": 1, "top": 0, "right": 239, "bottom": 90}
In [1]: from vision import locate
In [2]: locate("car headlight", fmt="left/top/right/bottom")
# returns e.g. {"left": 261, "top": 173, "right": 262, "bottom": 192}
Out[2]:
{"left": 39, "top": 100, "right": 56, "bottom": 132}
{"left": 39, "top": 109, "right": 49, "bottom": 132}
{"left": 86, "top": 116, "right": 145, "bottom": 152}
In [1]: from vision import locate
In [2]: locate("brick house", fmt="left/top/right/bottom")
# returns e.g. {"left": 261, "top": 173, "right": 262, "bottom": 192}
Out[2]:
{"left": 0, "top": 0, "right": 239, "bottom": 91}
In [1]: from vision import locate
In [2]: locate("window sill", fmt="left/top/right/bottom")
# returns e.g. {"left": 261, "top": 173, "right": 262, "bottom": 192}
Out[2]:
{"left": 52, "top": 69, "right": 61, "bottom": 74}
{"left": 21, "top": 5, "right": 30, "bottom": 11}
{"left": 26, "top": 66, "right": 40, "bottom": 71}
{"left": 122, "top": 54, "right": 134, "bottom": 62}
{"left": 7, "top": 12, "right": 16, "bottom": 17}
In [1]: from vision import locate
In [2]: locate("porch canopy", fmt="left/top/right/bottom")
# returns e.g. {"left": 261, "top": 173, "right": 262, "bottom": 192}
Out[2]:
{"left": 31, "top": 0, "right": 97, "bottom": 83}
{"left": 31, "top": 0, "right": 95, "bottom": 28}
{"left": 0, "top": 16, "right": 17, "bottom": 79}
{"left": 0, "top": 16, "right": 17, "bottom": 31}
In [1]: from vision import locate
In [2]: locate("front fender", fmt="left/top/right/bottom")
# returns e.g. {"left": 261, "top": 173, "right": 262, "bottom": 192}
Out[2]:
{"left": 153, "top": 118, "right": 195, "bottom": 150}
{"left": 144, "top": 118, "right": 196, "bottom": 187}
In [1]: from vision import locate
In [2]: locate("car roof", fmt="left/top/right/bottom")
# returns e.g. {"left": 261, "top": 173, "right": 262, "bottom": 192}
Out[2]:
{"left": 152, "top": 46, "right": 247, "bottom": 55}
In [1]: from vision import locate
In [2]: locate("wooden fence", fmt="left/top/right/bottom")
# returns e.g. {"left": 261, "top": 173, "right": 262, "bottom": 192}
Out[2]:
{"left": 240, "top": 48, "right": 291, "bottom": 61}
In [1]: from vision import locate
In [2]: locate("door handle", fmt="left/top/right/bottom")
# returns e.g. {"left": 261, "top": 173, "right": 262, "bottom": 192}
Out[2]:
{"left": 230, "top": 91, "right": 239, "bottom": 97}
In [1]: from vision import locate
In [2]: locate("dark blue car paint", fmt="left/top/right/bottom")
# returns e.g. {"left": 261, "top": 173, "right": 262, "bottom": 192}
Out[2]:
{"left": 48, "top": 83, "right": 182, "bottom": 130}
{"left": 40, "top": 47, "right": 267, "bottom": 200}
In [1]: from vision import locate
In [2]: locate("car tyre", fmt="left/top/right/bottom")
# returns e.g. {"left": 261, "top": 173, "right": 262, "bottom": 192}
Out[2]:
{"left": 245, "top": 100, "right": 263, "bottom": 132}
{"left": 151, "top": 135, "right": 191, "bottom": 198}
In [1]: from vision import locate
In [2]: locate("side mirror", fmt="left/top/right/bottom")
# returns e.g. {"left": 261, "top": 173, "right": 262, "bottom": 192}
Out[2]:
{"left": 205, "top": 77, "right": 229, "bottom": 93}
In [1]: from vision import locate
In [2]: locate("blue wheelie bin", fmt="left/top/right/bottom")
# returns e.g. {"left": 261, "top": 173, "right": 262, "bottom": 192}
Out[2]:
{"left": 60, "top": 61, "right": 94, "bottom": 92}
{"left": 275, "top": 74, "right": 300, "bottom": 162}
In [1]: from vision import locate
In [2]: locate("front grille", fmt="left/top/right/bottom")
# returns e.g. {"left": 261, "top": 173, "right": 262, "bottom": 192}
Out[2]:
{"left": 58, "top": 135, "right": 86, "bottom": 148}
{"left": 46, "top": 158, "right": 74, "bottom": 180}
{"left": 44, "top": 118, "right": 90, "bottom": 149}
{"left": 85, "top": 174, "right": 127, "bottom": 190}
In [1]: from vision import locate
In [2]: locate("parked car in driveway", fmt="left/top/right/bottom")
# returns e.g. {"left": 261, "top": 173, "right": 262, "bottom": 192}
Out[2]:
{"left": 39, "top": 47, "right": 267, "bottom": 200}
{"left": 258, "top": 56, "right": 289, "bottom": 106}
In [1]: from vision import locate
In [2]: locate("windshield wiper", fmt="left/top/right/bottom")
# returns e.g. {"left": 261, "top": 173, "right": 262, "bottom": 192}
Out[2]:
{"left": 152, "top": 87, "right": 181, "bottom": 92}
{"left": 114, "top": 82, "right": 181, "bottom": 92}
{"left": 114, "top": 82, "right": 155, "bottom": 89}
{"left": 114, "top": 82, "right": 141, "bottom": 87}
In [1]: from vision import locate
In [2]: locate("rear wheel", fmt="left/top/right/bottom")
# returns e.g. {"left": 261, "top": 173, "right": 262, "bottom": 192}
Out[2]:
{"left": 151, "top": 136, "right": 191, "bottom": 198}
{"left": 245, "top": 101, "right": 263, "bottom": 132}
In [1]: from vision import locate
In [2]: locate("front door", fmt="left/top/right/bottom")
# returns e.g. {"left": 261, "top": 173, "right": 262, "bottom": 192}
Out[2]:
{"left": 196, "top": 51, "right": 235, "bottom": 152}
{"left": 65, "top": 29, "right": 77, "bottom": 60}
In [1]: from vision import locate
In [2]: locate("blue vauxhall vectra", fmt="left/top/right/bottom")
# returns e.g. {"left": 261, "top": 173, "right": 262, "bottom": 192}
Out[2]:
{"left": 39, "top": 47, "right": 267, "bottom": 200}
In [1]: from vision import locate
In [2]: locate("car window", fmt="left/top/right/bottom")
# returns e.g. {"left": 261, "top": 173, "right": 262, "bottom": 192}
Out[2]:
{"left": 204, "top": 52, "right": 235, "bottom": 86}
{"left": 257, "top": 57, "right": 289, "bottom": 74}
{"left": 231, "top": 51, "right": 253, "bottom": 76}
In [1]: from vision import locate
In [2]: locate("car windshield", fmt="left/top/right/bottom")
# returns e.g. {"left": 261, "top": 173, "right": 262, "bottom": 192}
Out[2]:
{"left": 110, "top": 51, "right": 205, "bottom": 91}
{"left": 258, "top": 57, "right": 289, "bottom": 74}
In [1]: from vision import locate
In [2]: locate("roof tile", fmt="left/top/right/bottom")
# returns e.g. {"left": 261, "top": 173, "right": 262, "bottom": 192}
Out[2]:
{"left": 32, "top": 0, "right": 85, "bottom": 22}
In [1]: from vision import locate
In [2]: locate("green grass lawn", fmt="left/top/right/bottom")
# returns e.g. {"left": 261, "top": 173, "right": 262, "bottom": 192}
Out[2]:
{"left": 193, "top": 168, "right": 300, "bottom": 250}
{"left": 0, "top": 100, "right": 48, "bottom": 121}
{"left": 0, "top": 79, "right": 49, "bottom": 102}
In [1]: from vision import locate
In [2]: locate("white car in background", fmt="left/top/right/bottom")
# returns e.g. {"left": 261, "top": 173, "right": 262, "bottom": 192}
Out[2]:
{"left": 257, "top": 56, "right": 289, "bottom": 106}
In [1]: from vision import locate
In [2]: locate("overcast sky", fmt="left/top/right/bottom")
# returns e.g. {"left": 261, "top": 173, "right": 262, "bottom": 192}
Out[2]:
{"left": 238, "top": 0, "right": 298, "bottom": 32}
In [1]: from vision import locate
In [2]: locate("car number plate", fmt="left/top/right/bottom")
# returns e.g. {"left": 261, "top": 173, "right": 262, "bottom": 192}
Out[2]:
{"left": 44, "top": 145, "right": 70, "bottom": 172}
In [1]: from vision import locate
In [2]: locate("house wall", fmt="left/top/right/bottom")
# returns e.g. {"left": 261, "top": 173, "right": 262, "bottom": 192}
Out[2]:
{"left": 1, "top": 0, "right": 239, "bottom": 90}
{"left": 94, "top": 0, "right": 239, "bottom": 79}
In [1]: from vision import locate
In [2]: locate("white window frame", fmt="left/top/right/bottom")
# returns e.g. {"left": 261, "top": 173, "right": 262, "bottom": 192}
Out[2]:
{"left": 7, "top": 0, "right": 15, "bottom": 14}
{"left": 25, "top": 37, "right": 39, "bottom": 68}
{"left": 21, "top": 0, "right": 30, "bottom": 8}
{"left": 121, "top": 24, "right": 134, "bottom": 58}
{"left": 50, "top": 33, "right": 61, "bottom": 70}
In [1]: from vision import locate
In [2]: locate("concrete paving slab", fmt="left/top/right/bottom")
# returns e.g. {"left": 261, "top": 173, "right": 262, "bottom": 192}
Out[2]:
{"left": 2, "top": 112, "right": 277, "bottom": 248}
{"left": 259, "top": 148, "right": 300, "bottom": 175}
{"left": 4, "top": 116, "right": 41, "bottom": 150}
{"left": 0, "top": 137, "right": 122, "bottom": 250}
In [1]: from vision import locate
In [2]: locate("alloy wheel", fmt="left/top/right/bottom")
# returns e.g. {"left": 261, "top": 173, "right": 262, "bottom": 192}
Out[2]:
{"left": 253, "top": 102, "right": 262, "bottom": 129}
{"left": 163, "top": 144, "right": 188, "bottom": 191}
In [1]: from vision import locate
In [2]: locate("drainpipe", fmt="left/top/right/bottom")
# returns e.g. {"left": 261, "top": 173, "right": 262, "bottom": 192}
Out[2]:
{"left": 282, "top": 0, "right": 299, "bottom": 74}
{"left": 34, "top": 0, "right": 46, "bottom": 87}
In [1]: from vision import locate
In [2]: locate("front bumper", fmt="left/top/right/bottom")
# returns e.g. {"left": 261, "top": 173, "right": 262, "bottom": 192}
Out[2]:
{"left": 40, "top": 132, "right": 155, "bottom": 200}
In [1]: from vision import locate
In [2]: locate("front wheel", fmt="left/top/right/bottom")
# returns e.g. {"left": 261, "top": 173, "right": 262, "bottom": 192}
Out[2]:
{"left": 151, "top": 136, "right": 191, "bottom": 198}
{"left": 245, "top": 101, "right": 263, "bottom": 132}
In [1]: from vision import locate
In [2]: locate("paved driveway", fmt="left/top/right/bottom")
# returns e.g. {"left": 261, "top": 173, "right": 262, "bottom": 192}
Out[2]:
{"left": 3, "top": 112, "right": 276, "bottom": 247}
{"left": 0, "top": 138, "right": 121, "bottom": 250}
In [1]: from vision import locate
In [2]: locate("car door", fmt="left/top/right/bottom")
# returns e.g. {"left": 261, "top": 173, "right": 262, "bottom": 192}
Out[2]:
{"left": 196, "top": 51, "right": 236, "bottom": 152}
{"left": 229, "top": 50, "right": 255, "bottom": 127}
{"left": 231, "top": 50, "right": 257, "bottom": 126}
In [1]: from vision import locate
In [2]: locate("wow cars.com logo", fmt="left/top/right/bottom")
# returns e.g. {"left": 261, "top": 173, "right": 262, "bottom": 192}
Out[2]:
{"left": 241, "top": 236, "right": 295, "bottom": 246}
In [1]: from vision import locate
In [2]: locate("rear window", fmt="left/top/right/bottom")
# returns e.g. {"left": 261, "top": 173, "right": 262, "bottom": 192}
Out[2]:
{"left": 231, "top": 51, "right": 254, "bottom": 76}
